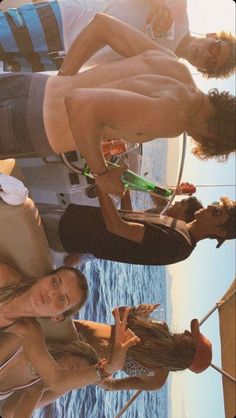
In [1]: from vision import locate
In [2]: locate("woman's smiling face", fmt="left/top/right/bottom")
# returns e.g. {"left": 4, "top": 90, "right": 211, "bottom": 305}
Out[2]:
{"left": 28, "top": 269, "right": 83, "bottom": 319}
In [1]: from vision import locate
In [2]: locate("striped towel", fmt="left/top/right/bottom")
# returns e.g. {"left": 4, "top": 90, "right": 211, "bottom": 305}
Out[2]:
{"left": 0, "top": 0, "right": 64, "bottom": 71}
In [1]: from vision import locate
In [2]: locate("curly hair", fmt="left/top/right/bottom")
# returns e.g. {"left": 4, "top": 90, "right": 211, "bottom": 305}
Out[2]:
{"left": 199, "top": 31, "right": 236, "bottom": 79}
{"left": 192, "top": 89, "right": 236, "bottom": 161}
{"left": 181, "top": 197, "right": 203, "bottom": 223}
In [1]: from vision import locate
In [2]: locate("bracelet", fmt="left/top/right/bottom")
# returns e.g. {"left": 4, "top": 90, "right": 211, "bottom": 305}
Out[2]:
{"left": 92, "top": 167, "right": 109, "bottom": 177}
{"left": 95, "top": 359, "right": 112, "bottom": 382}
{"left": 105, "top": 379, "right": 113, "bottom": 392}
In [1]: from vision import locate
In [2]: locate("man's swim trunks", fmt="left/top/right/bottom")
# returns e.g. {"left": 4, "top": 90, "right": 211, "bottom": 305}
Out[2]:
{"left": 0, "top": 1, "right": 63, "bottom": 71}
{"left": 0, "top": 73, "right": 54, "bottom": 158}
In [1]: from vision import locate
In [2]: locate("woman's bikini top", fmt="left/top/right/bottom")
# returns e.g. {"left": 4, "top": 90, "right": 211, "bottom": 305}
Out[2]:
{"left": 123, "top": 357, "right": 155, "bottom": 377}
{"left": 0, "top": 346, "right": 41, "bottom": 398}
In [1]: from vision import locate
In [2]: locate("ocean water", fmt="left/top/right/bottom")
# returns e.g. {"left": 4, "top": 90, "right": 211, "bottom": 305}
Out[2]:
{"left": 34, "top": 140, "right": 170, "bottom": 418}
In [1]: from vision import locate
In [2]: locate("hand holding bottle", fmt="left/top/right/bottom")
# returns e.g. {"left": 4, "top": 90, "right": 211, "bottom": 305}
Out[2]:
{"left": 83, "top": 161, "right": 173, "bottom": 197}
{"left": 94, "top": 164, "right": 127, "bottom": 197}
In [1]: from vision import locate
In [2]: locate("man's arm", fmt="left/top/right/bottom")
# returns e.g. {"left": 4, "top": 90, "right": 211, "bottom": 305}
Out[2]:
{"left": 59, "top": 13, "right": 175, "bottom": 75}
{"left": 97, "top": 186, "right": 145, "bottom": 242}
{"left": 65, "top": 86, "right": 182, "bottom": 195}
{"left": 120, "top": 190, "right": 133, "bottom": 211}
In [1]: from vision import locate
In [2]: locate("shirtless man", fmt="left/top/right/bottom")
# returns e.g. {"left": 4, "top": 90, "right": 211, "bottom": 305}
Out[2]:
{"left": 0, "top": 0, "right": 235, "bottom": 79}
{"left": 0, "top": 14, "right": 235, "bottom": 196}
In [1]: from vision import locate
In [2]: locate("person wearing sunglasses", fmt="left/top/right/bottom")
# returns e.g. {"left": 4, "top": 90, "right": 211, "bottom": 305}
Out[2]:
{"left": 0, "top": 0, "right": 235, "bottom": 79}
{"left": 176, "top": 33, "right": 235, "bottom": 79}
{"left": 41, "top": 192, "right": 236, "bottom": 267}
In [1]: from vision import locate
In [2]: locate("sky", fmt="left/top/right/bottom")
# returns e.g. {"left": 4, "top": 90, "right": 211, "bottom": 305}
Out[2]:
{"left": 168, "top": 1, "right": 235, "bottom": 417}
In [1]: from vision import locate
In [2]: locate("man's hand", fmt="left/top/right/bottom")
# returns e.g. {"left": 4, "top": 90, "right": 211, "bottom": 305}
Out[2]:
{"left": 95, "top": 165, "right": 127, "bottom": 197}
{"left": 146, "top": 0, "right": 173, "bottom": 37}
{"left": 176, "top": 182, "right": 196, "bottom": 195}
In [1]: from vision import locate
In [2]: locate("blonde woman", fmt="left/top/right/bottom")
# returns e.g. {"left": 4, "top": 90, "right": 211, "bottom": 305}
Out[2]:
{"left": 1, "top": 308, "right": 139, "bottom": 418}
{"left": 6, "top": 305, "right": 211, "bottom": 417}
{"left": 0, "top": 327, "right": 98, "bottom": 417}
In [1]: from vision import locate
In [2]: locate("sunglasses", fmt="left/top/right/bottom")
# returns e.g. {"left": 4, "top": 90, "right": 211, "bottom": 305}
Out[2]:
{"left": 205, "top": 39, "right": 221, "bottom": 72}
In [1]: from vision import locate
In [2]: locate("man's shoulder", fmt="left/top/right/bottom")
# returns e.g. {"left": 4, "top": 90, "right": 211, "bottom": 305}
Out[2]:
{"left": 145, "top": 216, "right": 193, "bottom": 243}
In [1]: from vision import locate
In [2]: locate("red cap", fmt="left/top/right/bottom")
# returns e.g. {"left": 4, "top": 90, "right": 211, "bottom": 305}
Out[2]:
{"left": 188, "top": 319, "right": 212, "bottom": 374}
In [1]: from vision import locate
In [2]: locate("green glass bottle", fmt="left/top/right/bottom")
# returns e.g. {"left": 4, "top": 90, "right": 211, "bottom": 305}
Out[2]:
{"left": 80, "top": 162, "right": 173, "bottom": 198}
{"left": 108, "top": 162, "right": 173, "bottom": 197}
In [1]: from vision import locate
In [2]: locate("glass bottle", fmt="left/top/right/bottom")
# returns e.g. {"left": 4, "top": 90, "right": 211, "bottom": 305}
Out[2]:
{"left": 102, "top": 139, "right": 127, "bottom": 157}
{"left": 102, "top": 140, "right": 140, "bottom": 158}
{"left": 108, "top": 162, "right": 173, "bottom": 197}
{"left": 81, "top": 162, "right": 173, "bottom": 198}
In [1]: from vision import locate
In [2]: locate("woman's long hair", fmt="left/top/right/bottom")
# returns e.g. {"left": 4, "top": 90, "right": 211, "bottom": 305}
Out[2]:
{"left": 47, "top": 337, "right": 98, "bottom": 366}
{"left": 0, "top": 263, "right": 33, "bottom": 304}
{"left": 127, "top": 316, "right": 195, "bottom": 371}
{"left": 0, "top": 264, "right": 88, "bottom": 318}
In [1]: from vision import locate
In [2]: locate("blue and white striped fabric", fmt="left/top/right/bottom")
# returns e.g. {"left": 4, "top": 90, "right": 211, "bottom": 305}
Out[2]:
{"left": 0, "top": 1, "right": 64, "bottom": 72}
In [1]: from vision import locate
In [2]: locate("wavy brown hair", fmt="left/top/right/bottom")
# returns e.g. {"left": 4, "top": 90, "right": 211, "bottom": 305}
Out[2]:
{"left": 127, "top": 316, "right": 195, "bottom": 371}
{"left": 48, "top": 338, "right": 98, "bottom": 367}
{"left": 199, "top": 31, "right": 236, "bottom": 79}
{"left": 192, "top": 89, "right": 236, "bottom": 161}
{"left": 0, "top": 264, "right": 88, "bottom": 319}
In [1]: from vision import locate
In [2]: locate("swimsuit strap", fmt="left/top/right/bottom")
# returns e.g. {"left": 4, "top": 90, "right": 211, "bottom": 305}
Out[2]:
{"left": 0, "top": 377, "right": 42, "bottom": 396}
{"left": 0, "top": 346, "right": 42, "bottom": 395}
{"left": 0, "top": 346, "right": 23, "bottom": 372}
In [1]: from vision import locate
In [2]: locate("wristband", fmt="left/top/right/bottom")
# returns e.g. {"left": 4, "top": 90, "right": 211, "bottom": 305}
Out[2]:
{"left": 105, "top": 379, "right": 113, "bottom": 392}
{"left": 92, "top": 167, "right": 109, "bottom": 177}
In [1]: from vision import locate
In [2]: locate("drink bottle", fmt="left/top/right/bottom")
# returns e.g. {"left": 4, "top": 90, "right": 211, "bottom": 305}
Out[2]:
{"left": 102, "top": 139, "right": 127, "bottom": 157}
{"left": 102, "top": 140, "right": 139, "bottom": 158}
{"left": 82, "top": 162, "right": 173, "bottom": 197}
{"left": 119, "top": 165, "right": 172, "bottom": 197}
